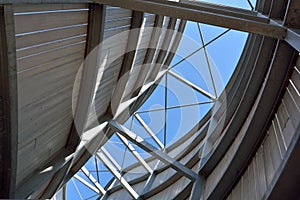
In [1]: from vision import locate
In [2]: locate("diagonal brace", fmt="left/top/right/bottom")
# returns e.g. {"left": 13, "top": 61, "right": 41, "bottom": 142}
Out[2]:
{"left": 108, "top": 119, "right": 198, "bottom": 180}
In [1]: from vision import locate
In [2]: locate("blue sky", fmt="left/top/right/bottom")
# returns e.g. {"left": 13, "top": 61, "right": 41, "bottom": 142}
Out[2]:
{"left": 65, "top": 1, "right": 253, "bottom": 199}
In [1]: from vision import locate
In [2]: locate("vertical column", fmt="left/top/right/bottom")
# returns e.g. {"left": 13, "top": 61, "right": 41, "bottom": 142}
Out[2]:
{"left": 0, "top": 4, "right": 17, "bottom": 199}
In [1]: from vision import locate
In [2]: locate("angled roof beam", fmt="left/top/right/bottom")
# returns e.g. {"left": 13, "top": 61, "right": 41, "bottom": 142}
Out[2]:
{"left": 39, "top": 5, "right": 106, "bottom": 198}
{"left": 141, "top": 170, "right": 157, "bottom": 194}
{"left": 168, "top": 70, "right": 216, "bottom": 100}
{"left": 42, "top": 123, "right": 111, "bottom": 199}
{"left": 116, "top": 133, "right": 153, "bottom": 173}
{"left": 0, "top": 4, "right": 17, "bottom": 199}
{"left": 107, "top": 11, "right": 144, "bottom": 118}
{"left": 127, "top": 15, "right": 164, "bottom": 100}
{"left": 63, "top": 124, "right": 111, "bottom": 186}
{"left": 74, "top": 174, "right": 100, "bottom": 194}
{"left": 95, "top": 0, "right": 287, "bottom": 39}
{"left": 147, "top": 18, "right": 177, "bottom": 82}
{"left": 81, "top": 166, "right": 106, "bottom": 195}
{"left": 67, "top": 3, "right": 106, "bottom": 149}
{"left": 112, "top": 19, "right": 186, "bottom": 124}
{"left": 100, "top": 147, "right": 122, "bottom": 172}
{"left": 108, "top": 120, "right": 198, "bottom": 180}
{"left": 134, "top": 113, "right": 165, "bottom": 149}
{"left": 96, "top": 151, "right": 140, "bottom": 200}
{"left": 189, "top": 176, "right": 204, "bottom": 200}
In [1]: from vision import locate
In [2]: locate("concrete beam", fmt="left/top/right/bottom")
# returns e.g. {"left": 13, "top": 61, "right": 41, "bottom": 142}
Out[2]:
{"left": 127, "top": 15, "right": 164, "bottom": 100}
{"left": 67, "top": 3, "right": 106, "bottom": 149}
{"left": 267, "top": 124, "right": 300, "bottom": 199}
{"left": 107, "top": 11, "right": 144, "bottom": 118}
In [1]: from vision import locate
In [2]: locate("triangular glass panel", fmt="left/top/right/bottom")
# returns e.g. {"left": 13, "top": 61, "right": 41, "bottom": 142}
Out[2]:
{"left": 66, "top": 178, "right": 82, "bottom": 200}
{"left": 166, "top": 72, "right": 213, "bottom": 108}
{"left": 89, "top": 157, "right": 114, "bottom": 187}
{"left": 205, "top": 29, "right": 248, "bottom": 89}
{"left": 183, "top": 21, "right": 203, "bottom": 47}
{"left": 89, "top": 171, "right": 99, "bottom": 181}
{"left": 169, "top": 53, "right": 186, "bottom": 68}
{"left": 123, "top": 115, "right": 134, "bottom": 130}
{"left": 103, "top": 137, "right": 127, "bottom": 168}
{"left": 138, "top": 76, "right": 166, "bottom": 112}
{"left": 118, "top": 146, "right": 140, "bottom": 170}
{"left": 173, "top": 27, "right": 202, "bottom": 63}
{"left": 67, "top": 177, "right": 98, "bottom": 200}
{"left": 199, "top": 23, "right": 228, "bottom": 45}
{"left": 137, "top": 110, "right": 165, "bottom": 149}
{"left": 128, "top": 116, "right": 150, "bottom": 139}
{"left": 98, "top": 171, "right": 114, "bottom": 187}
{"left": 126, "top": 114, "right": 162, "bottom": 150}
{"left": 165, "top": 107, "right": 181, "bottom": 145}
{"left": 84, "top": 157, "right": 98, "bottom": 172}
{"left": 170, "top": 53, "right": 213, "bottom": 97}
{"left": 121, "top": 148, "right": 149, "bottom": 180}
{"left": 165, "top": 102, "right": 213, "bottom": 145}
{"left": 94, "top": 155, "right": 110, "bottom": 171}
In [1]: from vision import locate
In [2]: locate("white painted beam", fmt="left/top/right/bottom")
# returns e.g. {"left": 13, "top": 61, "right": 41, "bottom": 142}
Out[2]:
{"left": 96, "top": 151, "right": 140, "bottom": 200}
{"left": 100, "top": 147, "right": 122, "bottom": 171}
{"left": 117, "top": 133, "right": 153, "bottom": 173}
{"left": 135, "top": 113, "right": 164, "bottom": 149}
{"left": 74, "top": 174, "right": 100, "bottom": 194}
{"left": 81, "top": 166, "right": 106, "bottom": 195}
{"left": 168, "top": 70, "right": 216, "bottom": 100}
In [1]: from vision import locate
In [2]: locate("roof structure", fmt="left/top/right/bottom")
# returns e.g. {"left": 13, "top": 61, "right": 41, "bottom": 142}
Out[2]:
{"left": 0, "top": 0, "right": 299, "bottom": 200}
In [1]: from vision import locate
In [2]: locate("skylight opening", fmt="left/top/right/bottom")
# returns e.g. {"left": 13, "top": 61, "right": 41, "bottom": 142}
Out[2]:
{"left": 64, "top": 1, "right": 255, "bottom": 198}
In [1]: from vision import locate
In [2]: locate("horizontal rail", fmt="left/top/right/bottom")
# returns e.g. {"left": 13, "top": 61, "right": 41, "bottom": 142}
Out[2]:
{"left": 95, "top": 0, "right": 286, "bottom": 39}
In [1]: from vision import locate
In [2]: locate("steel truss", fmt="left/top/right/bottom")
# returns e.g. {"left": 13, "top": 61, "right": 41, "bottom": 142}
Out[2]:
{"left": 4, "top": 0, "right": 296, "bottom": 199}
{"left": 73, "top": 17, "right": 223, "bottom": 199}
